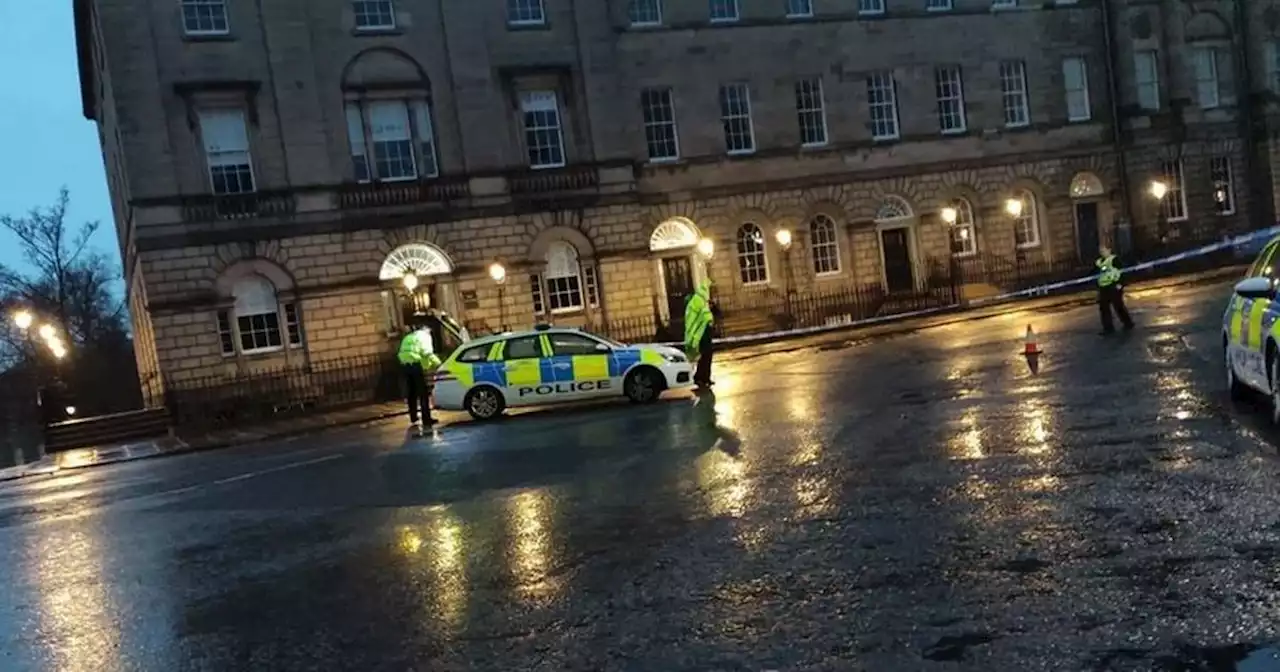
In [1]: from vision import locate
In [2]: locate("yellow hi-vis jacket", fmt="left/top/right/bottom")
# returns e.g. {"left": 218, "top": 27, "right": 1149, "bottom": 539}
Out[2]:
{"left": 397, "top": 329, "right": 442, "bottom": 368}
{"left": 684, "top": 278, "right": 714, "bottom": 356}
{"left": 1096, "top": 254, "right": 1122, "bottom": 287}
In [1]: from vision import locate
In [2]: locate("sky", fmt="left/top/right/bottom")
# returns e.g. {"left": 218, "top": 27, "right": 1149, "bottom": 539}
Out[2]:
{"left": 0, "top": 3, "right": 117, "bottom": 279}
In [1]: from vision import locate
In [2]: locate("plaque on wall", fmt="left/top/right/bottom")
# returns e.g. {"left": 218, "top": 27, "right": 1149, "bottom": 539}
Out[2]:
{"left": 461, "top": 290, "right": 480, "bottom": 310}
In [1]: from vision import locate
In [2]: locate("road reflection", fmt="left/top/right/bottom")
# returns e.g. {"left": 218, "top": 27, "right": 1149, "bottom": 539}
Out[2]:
{"left": 30, "top": 525, "right": 120, "bottom": 672}
{"left": 398, "top": 509, "right": 468, "bottom": 634}
{"left": 506, "top": 489, "right": 556, "bottom": 600}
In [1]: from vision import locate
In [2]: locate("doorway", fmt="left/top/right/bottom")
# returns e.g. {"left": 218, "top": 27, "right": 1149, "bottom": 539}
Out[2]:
{"left": 1074, "top": 202, "right": 1100, "bottom": 263}
{"left": 662, "top": 256, "right": 694, "bottom": 332}
{"left": 880, "top": 228, "right": 915, "bottom": 293}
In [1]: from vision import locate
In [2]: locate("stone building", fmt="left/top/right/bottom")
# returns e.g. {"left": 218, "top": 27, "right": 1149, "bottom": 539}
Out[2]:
{"left": 73, "top": 0, "right": 1271, "bottom": 403}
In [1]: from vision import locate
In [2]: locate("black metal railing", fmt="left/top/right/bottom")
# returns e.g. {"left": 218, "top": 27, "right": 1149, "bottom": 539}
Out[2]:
{"left": 335, "top": 177, "right": 470, "bottom": 210}
{"left": 508, "top": 165, "right": 599, "bottom": 194}
{"left": 164, "top": 354, "right": 401, "bottom": 433}
{"left": 180, "top": 190, "right": 297, "bottom": 222}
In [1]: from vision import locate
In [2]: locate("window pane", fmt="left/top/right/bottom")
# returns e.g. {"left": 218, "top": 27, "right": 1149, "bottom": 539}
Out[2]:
{"left": 353, "top": 1, "right": 396, "bottom": 29}
{"left": 548, "top": 333, "right": 603, "bottom": 355}
{"left": 736, "top": 223, "right": 769, "bottom": 284}
{"left": 867, "top": 72, "right": 899, "bottom": 140}
{"left": 520, "top": 91, "right": 566, "bottom": 168}
{"left": 508, "top": 0, "right": 545, "bottom": 24}
{"left": 719, "top": 83, "right": 755, "bottom": 153}
{"left": 641, "top": 88, "right": 679, "bottom": 160}
{"left": 795, "top": 78, "right": 827, "bottom": 146}
{"left": 182, "top": 0, "right": 229, "bottom": 34}
{"left": 934, "top": 66, "right": 966, "bottom": 134}
{"left": 504, "top": 336, "right": 542, "bottom": 359}
{"left": 1000, "top": 60, "right": 1030, "bottom": 127}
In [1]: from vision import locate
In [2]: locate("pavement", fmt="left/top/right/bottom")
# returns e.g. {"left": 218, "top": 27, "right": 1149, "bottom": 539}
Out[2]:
{"left": 5, "top": 275, "right": 1280, "bottom": 669}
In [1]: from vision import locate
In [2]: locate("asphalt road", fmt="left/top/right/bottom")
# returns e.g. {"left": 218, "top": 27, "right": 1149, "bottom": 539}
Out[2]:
{"left": 5, "top": 279, "right": 1280, "bottom": 671}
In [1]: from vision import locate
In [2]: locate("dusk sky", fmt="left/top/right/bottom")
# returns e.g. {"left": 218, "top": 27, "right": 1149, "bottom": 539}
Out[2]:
{"left": 0, "top": 2, "right": 117, "bottom": 280}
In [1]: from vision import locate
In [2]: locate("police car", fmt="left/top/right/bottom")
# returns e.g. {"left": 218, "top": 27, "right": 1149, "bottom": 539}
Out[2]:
{"left": 1224, "top": 234, "right": 1280, "bottom": 422}
{"left": 431, "top": 324, "right": 695, "bottom": 420}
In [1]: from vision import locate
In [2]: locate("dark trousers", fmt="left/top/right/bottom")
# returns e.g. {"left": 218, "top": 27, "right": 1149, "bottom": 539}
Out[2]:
{"left": 694, "top": 328, "right": 715, "bottom": 384}
{"left": 1098, "top": 284, "right": 1133, "bottom": 332}
{"left": 401, "top": 363, "right": 433, "bottom": 423}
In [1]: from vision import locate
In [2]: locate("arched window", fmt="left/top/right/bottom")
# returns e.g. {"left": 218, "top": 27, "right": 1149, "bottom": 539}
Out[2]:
{"left": 809, "top": 215, "right": 841, "bottom": 275}
{"left": 736, "top": 223, "right": 769, "bottom": 285}
{"left": 216, "top": 274, "right": 303, "bottom": 356}
{"left": 1012, "top": 190, "right": 1040, "bottom": 248}
{"left": 949, "top": 199, "right": 978, "bottom": 256}
{"left": 875, "top": 196, "right": 913, "bottom": 221}
{"left": 531, "top": 241, "right": 600, "bottom": 315}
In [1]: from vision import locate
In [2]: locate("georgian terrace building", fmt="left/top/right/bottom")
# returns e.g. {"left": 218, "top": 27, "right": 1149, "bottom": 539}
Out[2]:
{"left": 75, "top": 0, "right": 1270, "bottom": 403}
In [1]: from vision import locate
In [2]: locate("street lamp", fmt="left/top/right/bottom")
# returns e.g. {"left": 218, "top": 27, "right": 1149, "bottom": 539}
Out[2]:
{"left": 1148, "top": 180, "right": 1168, "bottom": 200}
{"left": 940, "top": 206, "right": 961, "bottom": 299}
{"left": 1005, "top": 197, "right": 1026, "bottom": 286}
{"left": 1004, "top": 198, "right": 1024, "bottom": 218}
{"left": 37, "top": 324, "right": 55, "bottom": 341}
{"left": 696, "top": 237, "right": 715, "bottom": 260}
{"left": 775, "top": 228, "right": 793, "bottom": 250}
{"left": 775, "top": 229, "right": 795, "bottom": 326}
{"left": 401, "top": 273, "right": 419, "bottom": 292}
{"left": 12, "top": 310, "right": 32, "bottom": 331}
{"left": 489, "top": 262, "right": 508, "bottom": 332}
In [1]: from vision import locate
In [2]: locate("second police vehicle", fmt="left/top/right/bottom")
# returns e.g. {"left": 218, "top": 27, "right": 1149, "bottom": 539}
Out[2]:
{"left": 1224, "top": 233, "right": 1280, "bottom": 423}
{"left": 432, "top": 324, "right": 695, "bottom": 420}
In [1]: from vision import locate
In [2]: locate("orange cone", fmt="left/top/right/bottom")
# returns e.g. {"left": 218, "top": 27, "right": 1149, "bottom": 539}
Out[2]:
{"left": 1023, "top": 324, "right": 1041, "bottom": 355}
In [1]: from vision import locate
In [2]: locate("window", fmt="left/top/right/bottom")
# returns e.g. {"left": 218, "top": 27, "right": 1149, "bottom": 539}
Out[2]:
{"left": 710, "top": 0, "right": 739, "bottom": 21}
{"left": 181, "top": 0, "right": 229, "bottom": 35}
{"left": 866, "top": 72, "right": 899, "bottom": 141}
{"left": 859, "top": 0, "right": 885, "bottom": 15}
{"left": 934, "top": 65, "right": 966, "bottom": 134}
{"left": 198, "top": 109, "right": 255, "bottom": 194}
{"left": 1134, "top": 50, "right": 1160, "bottom": 111}
{"left": 736, "top": 223, "right": 769, "bottom": 285}
{"left": 520, "top": 91, "right": 566, "bottom": 169}
{"left": 1062, "top": 57, "right": 1091, "bottom": 122}
{"left": 999, "top": 60, "right": 1030, "bottom": 128}
{"left": 548, "top": 333, "right": 604, "bottom": 356}
{"left": 530, "top": 241, "right": 597, "bottom": 314}
{"left": 641, "top": 88, "right": 680, "bottom": 161}
{"left": 719, "top": 83, "right": 755, "bottom": 154}
{"left": 217, "top": 275, "right": 302, "bottom": 356}
{"left": 1011, "top": 191, "right": 1040, "bottom": 248}
{"left": 1211, "top": 156, "right": 1235, "bottom": 215}
{"left": 503, "top": 336, "right": 542, "bottom": 360}
{"left": 629, "top": 0, "right": 662, "bottom": 25}
{"left": 795, "top": 78, "right": 828, "bottom": 146}
{"left": 787, "top": 0, "right": 814, "bottom": 17}
{"left": 926, "top": 0, "right": 952, "bottom": 11}
{"left": 948, "top": 199, "right": 977, "bottom": 256}
{"left": 507, "top": 0, "right": 546, "bottom": 25}
{"left": 456, "top": 344, "right": 490, "bottom": 363}
{"left": 345, "top": 100, "right": 438, "bottom": 182}
{"left": 1160, "top": 159, "right": 1187, "bottom": 221}
{"left": 809, "top": 215, "right": 841, "bottom": 275}
{"left": 1268, "top": 41, "right": 1280, "bottom": 92}
{"left": 991, "top": 0, "right": 1016, "bottom": 7}
{"left": 1192, "top": 47, "right": 1220, "bottom": 109}
{"left": 353, "top": 1, "right": 395, "bottom": 30}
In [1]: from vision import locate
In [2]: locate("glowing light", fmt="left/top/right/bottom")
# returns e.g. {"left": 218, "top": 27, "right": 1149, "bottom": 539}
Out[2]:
{"left": 13, "top": 310, "right": 32, "bottom": 330}
{"left": 1004, "top": 198, "right": 1024, "bottom": 217}
{"left": 488, "top": 262, "right": 507, "bottom": 285}
{"left": 775, "top": 228, "right": 793, "bottom": 249}
{"left": 696, "top": 237, "right": 715, "bottom": 259}
{"left": 401, "top": 273, "right": 419, "bottom": 292}
{"left": 64, "top": 406, "right": 76, "bottom": 416}
{"left": 940, "top": 206, "right": 958, "bottom": 224}
{"left": 37, "top": 324, "right": 55, "bottom": 341}
{"left": 1149, "top": 180, "right": 1168, "bottom": 200}
{"left": 508, "top": 490, "right": 555, "bottom": 599}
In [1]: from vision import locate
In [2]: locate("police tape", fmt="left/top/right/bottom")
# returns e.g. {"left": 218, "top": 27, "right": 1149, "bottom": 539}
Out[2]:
{"left": 658, "top": 224, "right": 1280, "bottom": 349}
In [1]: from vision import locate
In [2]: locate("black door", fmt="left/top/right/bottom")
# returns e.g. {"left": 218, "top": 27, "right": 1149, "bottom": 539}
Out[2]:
{"left": 1074, "top": 202, "right": 1100, "bottom": 263}
{"left": 662, "top": 257, "right": 694, "bottom": 331}
{"left": 881, "top": 228, "right": 915, "bottom": 293}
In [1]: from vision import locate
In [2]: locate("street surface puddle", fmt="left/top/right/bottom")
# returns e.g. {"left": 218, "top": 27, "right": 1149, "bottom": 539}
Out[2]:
{"left": 1161, "top": 642, "right": 1280, "bottom": 670}
{"left": 922, "top": 632, "right": 997, "bottom": 661}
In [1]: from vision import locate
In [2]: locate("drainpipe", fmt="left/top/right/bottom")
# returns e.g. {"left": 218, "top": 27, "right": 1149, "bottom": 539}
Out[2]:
{"left": 1100, "top": 0, "right": 1136, "bottom": 252}
{"left": 1232, "top": 0, "right": 1272, "bottom": 232}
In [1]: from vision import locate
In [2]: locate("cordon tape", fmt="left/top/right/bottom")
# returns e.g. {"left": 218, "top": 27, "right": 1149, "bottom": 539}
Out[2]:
{"left": 657, "top": 224, "right": 1280, "bottom": 349}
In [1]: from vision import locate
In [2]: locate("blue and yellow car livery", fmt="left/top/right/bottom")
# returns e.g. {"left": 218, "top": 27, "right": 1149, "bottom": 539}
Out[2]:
{"left": 1223, "top": 234, "right": 1280, "bottom": 423}
{"left": 431, "top": 325, "right": 694, "bottom": 420}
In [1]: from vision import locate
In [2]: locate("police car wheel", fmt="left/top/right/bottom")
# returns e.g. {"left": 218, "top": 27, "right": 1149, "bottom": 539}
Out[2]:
{"left": 624, "top": 367, "right": 662, "bottom": 404}
{"left": 464, "top": 386, "right": 505, "bottom": 421}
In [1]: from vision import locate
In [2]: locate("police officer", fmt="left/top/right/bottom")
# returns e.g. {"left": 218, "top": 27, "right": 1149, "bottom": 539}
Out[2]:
{"left": 1096, "top": 245, "right": 1134, "bottom": 335}
{"left": 397, "top": 317, "right": 442, "bottom": 431}
{"left": 684, "top": 278, "right": 718, "bottom": 388}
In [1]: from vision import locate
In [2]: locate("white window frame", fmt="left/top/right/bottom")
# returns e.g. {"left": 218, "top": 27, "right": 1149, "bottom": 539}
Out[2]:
{"left": 181, "top": 0, "right": 230, "bottom": 35}
{"left": 1000, "top": 60, "right": 1031, "bottom": 128}
{"left": 926, "top": 0, "right": 953, "bottom": 11}
{"left": 709, "top": 0, "right": 740, "bottom": 22}
{"left": 736, "top": 223, "right": 770, "bottom": 285}
{"left": 629, "top": 0, "right": 663, "bottom": 26}
{"left": 197, "top": 108, "right": 256, "bottom": 195}
{"left": 1134, "top": 49, "right": 1161, "bottom": 111}
{"left": 344, "top": 100, "right": 439, "bottom": 183}
{"left": 1160, "top": 159, "right": 1188, "bottom": 222}
{"left": 220, "top": 276, "right": 293, "bottom": 357}
{"left": 534, "top": 242, "right": 598, "bottom": 314}
{"left": 991, "top": 0, "right": 1017, "bottom": 8}
{"left": 949, "top": 199, "right": 978, "bottom": 257}
{"left": 858, "top": 0, "right": 886, "bottom": 16}
{"left": 934, "top": 65, "right": 967, "bottom": 135}
{"left": 1011, "top": 191, "right": 1041, "bottom": 249}
{"left": 507, "top": 0, "right": 546, "bottom": 26}
{"left": 719, "top": 83, "right": 756, "bottom": 155}
{"left": 352, "top": 0, "right": 396, "bottom": 31}
{"left": 641, "top": 87, "right": 680, "bottom": 162}
{"left": 1211, "top": 156, "right": 1236, "bottom": 215}
{"left": 519, "top": 90, "right": 567, "bottom": 169}
{"left": 786, "top": 0, "right": 814, "bottom": 17}
{"left": 809, "top": 215, "right": 842, "bottom": 275}
{"left": 795, "top": 78, "right": 829, "bottom": 147}
{"left": 866, "top": 72, "right": 900, "bottom": 141}
{"left": 1192, "top": 47, "right": 1220, "bottom": 110}
{"left": 1062, "top": 56, "right": 1091, "bottom": 122}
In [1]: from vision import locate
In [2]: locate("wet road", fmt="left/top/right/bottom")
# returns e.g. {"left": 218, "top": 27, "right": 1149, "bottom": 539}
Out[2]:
{"left": 6, "top": 280, "right": 1280, "bottom": 671}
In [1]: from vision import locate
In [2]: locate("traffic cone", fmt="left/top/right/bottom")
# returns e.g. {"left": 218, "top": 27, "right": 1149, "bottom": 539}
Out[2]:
{"left": 1023, "top": 324, "right": 1042, "bottom": 375}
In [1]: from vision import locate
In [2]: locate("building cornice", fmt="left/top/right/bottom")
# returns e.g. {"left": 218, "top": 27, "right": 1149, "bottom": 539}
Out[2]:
{"left": 73, "top": 0, "right": 96, "bottom": 120}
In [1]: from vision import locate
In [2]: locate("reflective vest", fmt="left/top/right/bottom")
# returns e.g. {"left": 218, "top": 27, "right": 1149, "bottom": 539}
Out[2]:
{"left": 1096, "top": 254, "right": 1122, "bottom": 287}
{"left": 397, "top": 329, "right": 441, "bottom": 368}
{"left": 684, "top": 279, "right": 714, "bottom": 355}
